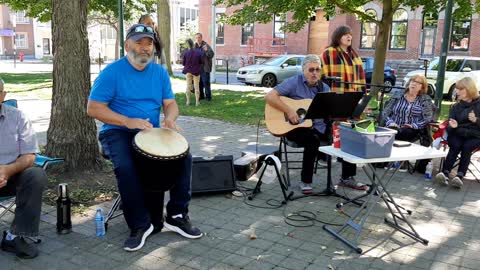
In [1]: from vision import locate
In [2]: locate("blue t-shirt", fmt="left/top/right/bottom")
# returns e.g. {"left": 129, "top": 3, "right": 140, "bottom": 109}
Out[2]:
{"left": 89, "top": 57, "right": 175, "bottom": 132}
{"left": 275, "top": 74, "right": 330, "bottom": 133}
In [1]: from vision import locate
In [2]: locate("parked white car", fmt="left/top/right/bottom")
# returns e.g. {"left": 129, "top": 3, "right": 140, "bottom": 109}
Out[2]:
{"left": 403, "top": 56, "right": 480, "bottom": 99}
{"left": 236, "top": 54, "right": 305, "bottom": 87}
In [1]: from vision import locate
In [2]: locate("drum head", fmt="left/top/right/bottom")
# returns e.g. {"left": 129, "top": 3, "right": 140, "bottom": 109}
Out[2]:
{"left": 134, "top": 128, "right": 189, "bottom": 159}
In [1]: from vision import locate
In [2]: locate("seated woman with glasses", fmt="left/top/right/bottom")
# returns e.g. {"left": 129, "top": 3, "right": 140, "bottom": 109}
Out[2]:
{"left": 435, "top": 77, "right": 480, "bottom": 188}
{"left": 382, "top": 74, "right": 434, "bottom": 172}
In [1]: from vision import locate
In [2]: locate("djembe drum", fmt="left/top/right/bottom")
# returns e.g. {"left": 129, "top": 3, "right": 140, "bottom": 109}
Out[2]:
{"left": 132, "top": 128, "right": 190, "bottom": 192}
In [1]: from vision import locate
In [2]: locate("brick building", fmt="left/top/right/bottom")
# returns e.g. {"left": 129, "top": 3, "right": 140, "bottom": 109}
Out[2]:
{"left": 0, "top": 6, "right": 35, "bottom": 59}
{"left": 199, "top": 0, "right": 479, "bottom": 72}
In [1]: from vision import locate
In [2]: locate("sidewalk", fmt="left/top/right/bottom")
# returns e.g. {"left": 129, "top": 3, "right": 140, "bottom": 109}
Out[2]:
{"left": 2, "top": 99, "right": 480, "bottom": 269}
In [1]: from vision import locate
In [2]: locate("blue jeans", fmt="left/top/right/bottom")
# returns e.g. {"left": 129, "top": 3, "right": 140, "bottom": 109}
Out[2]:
{"left": 99, "top": 129, "right": 192, "bottom": 231}
{"left": 200, "top": 70, "right": 211, "bottom": 100}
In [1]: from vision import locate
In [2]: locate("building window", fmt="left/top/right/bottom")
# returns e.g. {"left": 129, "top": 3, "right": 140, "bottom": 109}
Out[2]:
{"left": 241, "top": 23, "right": 254, "bottom": 45}
{"left": 180, "top": 7, "right": 186, "bottom": 30}
{"left": 15, "top": 11, "right": 30, "bottom": 24}
{"left": 43, "top": 38, "right": 50, "bottom": 55}
{"left": 216, "top": 13, "right": 224, "bottom": 45}
{"left": 360, "top": 9, "right": 377, "bottom": 49}
{"left": 273, "top": 14, "right": 286, "bottom": 45}
{"left": 389, "top": 9, "right": 408, "bottom": 50}
{"left": 450, "top": 17, "right": 471, "bottom": 51}
{"left": 15, "top": 33, "right": 28, "bottom": 49}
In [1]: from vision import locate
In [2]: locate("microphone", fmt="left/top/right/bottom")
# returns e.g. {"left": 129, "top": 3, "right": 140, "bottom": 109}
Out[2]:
{"left": 322, "top": 75, "right": 341, "bottom": 82}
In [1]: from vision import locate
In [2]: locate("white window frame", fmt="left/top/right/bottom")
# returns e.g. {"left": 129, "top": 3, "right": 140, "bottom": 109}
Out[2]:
{"left": 15, "top": 32, "right": 28, "bottom": 49}
{"left": 15, "top": 11, "right": 30, "bottom": 24}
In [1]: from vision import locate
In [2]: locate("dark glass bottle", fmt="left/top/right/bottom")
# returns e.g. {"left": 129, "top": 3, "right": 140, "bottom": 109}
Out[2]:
{"left": 56, "top": 183, "right": 72, "bottom": 234}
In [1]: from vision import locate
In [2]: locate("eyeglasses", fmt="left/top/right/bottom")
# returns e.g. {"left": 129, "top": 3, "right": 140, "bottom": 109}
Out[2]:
{"left": 410, "top": 80, "right": 423, "bottom": 85}
{"left": 455, "top": 87, "right": 466, "bottom": 91}
{"left": 129, "top": 25, "right": 154, "bottom": 35}
{"left": 308, "top": 67, "right": 321, "bottom": 73}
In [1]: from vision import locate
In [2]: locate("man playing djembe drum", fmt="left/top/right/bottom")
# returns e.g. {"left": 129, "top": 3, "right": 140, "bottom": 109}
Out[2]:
{"left": 87, "top": 24, "right": 202, "bottom": 252}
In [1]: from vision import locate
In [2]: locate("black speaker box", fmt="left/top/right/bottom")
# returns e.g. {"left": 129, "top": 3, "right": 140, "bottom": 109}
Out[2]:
{"left": 192, "top": 155, "right": 236, "bottom": 194}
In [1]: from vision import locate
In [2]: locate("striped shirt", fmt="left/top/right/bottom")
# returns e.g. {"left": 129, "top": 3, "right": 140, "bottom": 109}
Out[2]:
{"left": 383, "top": 93, "right": 434, "bottom": 129}
{"left": 320, "top": 46, "right": 366, "bottom": 93}
{"left": 0, "top": 104, "right": 38, "bottom": 165}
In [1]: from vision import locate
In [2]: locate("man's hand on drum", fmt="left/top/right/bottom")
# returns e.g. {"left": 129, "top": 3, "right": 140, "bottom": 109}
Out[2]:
{"left": 162, "top": 118, "right": 181, "bottom": 131}
{"left": 126, "top": 118, "right": 153, "bottom": 130}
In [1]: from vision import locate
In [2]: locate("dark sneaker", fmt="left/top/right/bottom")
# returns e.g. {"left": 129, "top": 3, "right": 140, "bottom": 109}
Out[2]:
{"left": 450, "top": 176, "right": 463, "bottom": 188}
{"left": 151, "top": 224, "right": 163, "bottom": 235}
{"left": 338, "top": 177, "right": 368, "bottom": 191}
{"left": 123, "top": 224, "right": 153, "bottom": 252}
{"left": 1, "top": 231, "right": 39, "bottom": 259}
{"left": 164, "top": 214, "right": 203, "bottom": 239}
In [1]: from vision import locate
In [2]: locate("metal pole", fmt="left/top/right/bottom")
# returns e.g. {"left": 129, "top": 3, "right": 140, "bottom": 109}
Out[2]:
{"left": 434, "top": 0, "right": 454, "bottom": 118}
{"left": 98, "top": 52, "right": 102, "bottom": 72}
{"left": 118, "top": 0, "right": 125, "bottom": 57}
{"left": 11, "top": 14, "right": 16, "bottom": 68}
{"left": 226, "top": 59, "right": 229, "bottom": 84}
{"left": 211, "top": 4, "right": 216, "bottom": 83}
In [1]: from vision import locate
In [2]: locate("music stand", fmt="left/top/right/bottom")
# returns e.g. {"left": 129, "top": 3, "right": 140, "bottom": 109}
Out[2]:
{"left": 298, "top": 92, "right": 372, "bottom": 203}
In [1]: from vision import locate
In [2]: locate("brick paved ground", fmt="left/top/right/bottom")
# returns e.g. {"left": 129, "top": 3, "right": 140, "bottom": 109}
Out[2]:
{"left": 2, "top": 100, "right": 480, "bottom": 270}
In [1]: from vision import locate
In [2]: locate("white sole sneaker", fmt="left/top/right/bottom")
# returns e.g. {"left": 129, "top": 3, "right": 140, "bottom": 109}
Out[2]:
{"left": 124, "top": 224, "right": 154, "bottom": 252}
{"left": 164, "top": 222, "right": 203, "bottom": 239}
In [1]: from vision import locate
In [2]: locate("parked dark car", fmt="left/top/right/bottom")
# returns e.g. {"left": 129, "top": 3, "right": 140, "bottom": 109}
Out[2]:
{"left": 361, "top": 57, "right": 397, "bottom": 92}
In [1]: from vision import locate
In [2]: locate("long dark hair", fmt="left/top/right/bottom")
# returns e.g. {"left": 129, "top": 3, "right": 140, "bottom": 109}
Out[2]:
{"left": 138, "top": 14, "right": 163, "bottom": 57}
{"left": 329, "top": 25, "right": 352, "bottom": 48}
{"left": 186, "top": 38, "right": 194, "bottom": 49}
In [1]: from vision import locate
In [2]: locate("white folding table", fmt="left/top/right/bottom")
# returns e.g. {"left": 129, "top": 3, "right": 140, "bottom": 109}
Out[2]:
{"left": 319, "top": 144, "right": 447, "bottom": 253}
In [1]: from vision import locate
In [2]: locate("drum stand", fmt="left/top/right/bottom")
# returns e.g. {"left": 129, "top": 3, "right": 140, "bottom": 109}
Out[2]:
{"left": 248, "top": 156, "right": 294, "bottom": 204}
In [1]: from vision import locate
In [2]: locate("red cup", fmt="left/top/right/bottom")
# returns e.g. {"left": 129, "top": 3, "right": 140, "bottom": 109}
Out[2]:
{"left": 333, "top": 124, "right": 341, "bottom": 148}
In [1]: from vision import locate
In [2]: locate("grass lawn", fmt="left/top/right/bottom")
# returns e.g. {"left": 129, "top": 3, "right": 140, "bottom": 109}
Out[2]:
{"left": 175, "top": 90, "right": 267, "bottom": 126}
{"left": 1, "top": 72, "right": 454, "bottom": 124}
{"left": 1, "top": 72, "right": 53, "bottom": 99}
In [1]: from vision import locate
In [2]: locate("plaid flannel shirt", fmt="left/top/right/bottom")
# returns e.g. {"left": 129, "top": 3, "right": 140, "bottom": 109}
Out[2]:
{"left": 320, "top": 46, "right": 366, "bottom": 92}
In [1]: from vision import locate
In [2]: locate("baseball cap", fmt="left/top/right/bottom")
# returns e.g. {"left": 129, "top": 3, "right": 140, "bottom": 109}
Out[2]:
{"left": 126, "top": 24, "right": 155, "bottom": 41}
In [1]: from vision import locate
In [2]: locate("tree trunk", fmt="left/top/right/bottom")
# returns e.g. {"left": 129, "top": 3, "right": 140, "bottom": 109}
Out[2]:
{"left": 157, "top": 0, "right": 173, "bottom": 75}
{"left": 48, "top": 0, "right": 101, "bottom": 171}
{"left": 371, "top": 0, "right": 394, "bottom": 98}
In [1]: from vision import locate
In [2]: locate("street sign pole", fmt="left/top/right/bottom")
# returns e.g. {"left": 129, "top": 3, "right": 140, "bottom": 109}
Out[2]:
{"left": 434, "top": 0, "right": 453, "bottom": 118}
{"left": 118, "top": 0, "right": 124, "bottom": 57}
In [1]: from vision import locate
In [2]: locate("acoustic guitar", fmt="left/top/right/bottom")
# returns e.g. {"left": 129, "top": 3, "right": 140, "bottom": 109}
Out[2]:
{"left": 265, "top": 96, "right": 313, "bottom": 137}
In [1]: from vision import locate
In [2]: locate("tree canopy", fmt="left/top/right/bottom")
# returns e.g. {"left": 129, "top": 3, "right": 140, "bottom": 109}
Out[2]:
{"left": 0, "top": 0, "right": 157, "bottom": 22}
{"left": 215, "top": 0, "right": 479, "bottom": 97}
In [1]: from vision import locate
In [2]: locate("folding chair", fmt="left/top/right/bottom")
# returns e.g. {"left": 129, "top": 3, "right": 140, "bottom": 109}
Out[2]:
{"left": 0, "top": 154, "right": 65, "bottom": 221}
{"left": 1, "top": 99, "right": 65, "bottom": 220}
{"left": 278, "top": 137, "right": 327, "bottom": 186}
{"left": 432, "top": 121, "right": 480, "bottom": 181}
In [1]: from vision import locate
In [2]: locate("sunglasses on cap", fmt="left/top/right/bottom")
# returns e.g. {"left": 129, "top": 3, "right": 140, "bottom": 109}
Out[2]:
{"left": 129, "top": 25, "right": 154, "bottom": 35}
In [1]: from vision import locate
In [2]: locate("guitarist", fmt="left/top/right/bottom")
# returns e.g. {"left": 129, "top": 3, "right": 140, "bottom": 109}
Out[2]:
{"left": 265, "top": 54, "right": 367, "bottom": 194}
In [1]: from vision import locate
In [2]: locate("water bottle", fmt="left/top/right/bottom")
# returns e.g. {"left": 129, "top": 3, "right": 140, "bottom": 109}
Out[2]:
{"left": 424, "top": 161, "right": 433, "bottom": 181}
{"left": 95, "top": 208, "right": 105, "bottom": 237}
{"left": 56, "top": 183, "right": 72, "bottom": 234}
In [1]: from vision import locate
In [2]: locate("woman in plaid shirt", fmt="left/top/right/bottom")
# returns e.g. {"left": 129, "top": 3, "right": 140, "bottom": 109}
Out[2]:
{"left": 321, "top": 25, "right": 366, "bottom": 93}
{"left": 320, "top": 25, "right": 368, "bottom": 190}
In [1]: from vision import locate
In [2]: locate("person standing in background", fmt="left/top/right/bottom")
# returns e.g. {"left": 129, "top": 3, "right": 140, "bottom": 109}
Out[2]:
{"left": 182, "top": 38, "right": 203, "bottom": 106}
{"left": 194, "top": 33, "right": 214, "bottom": 101}
{"left": 138, "top": 14, "right": 167, "bottom": 67}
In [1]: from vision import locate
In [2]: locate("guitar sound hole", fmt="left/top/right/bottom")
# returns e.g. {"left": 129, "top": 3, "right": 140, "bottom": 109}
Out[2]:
{"left": 297, "top": 108, "right": 306, "bottom": 119}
